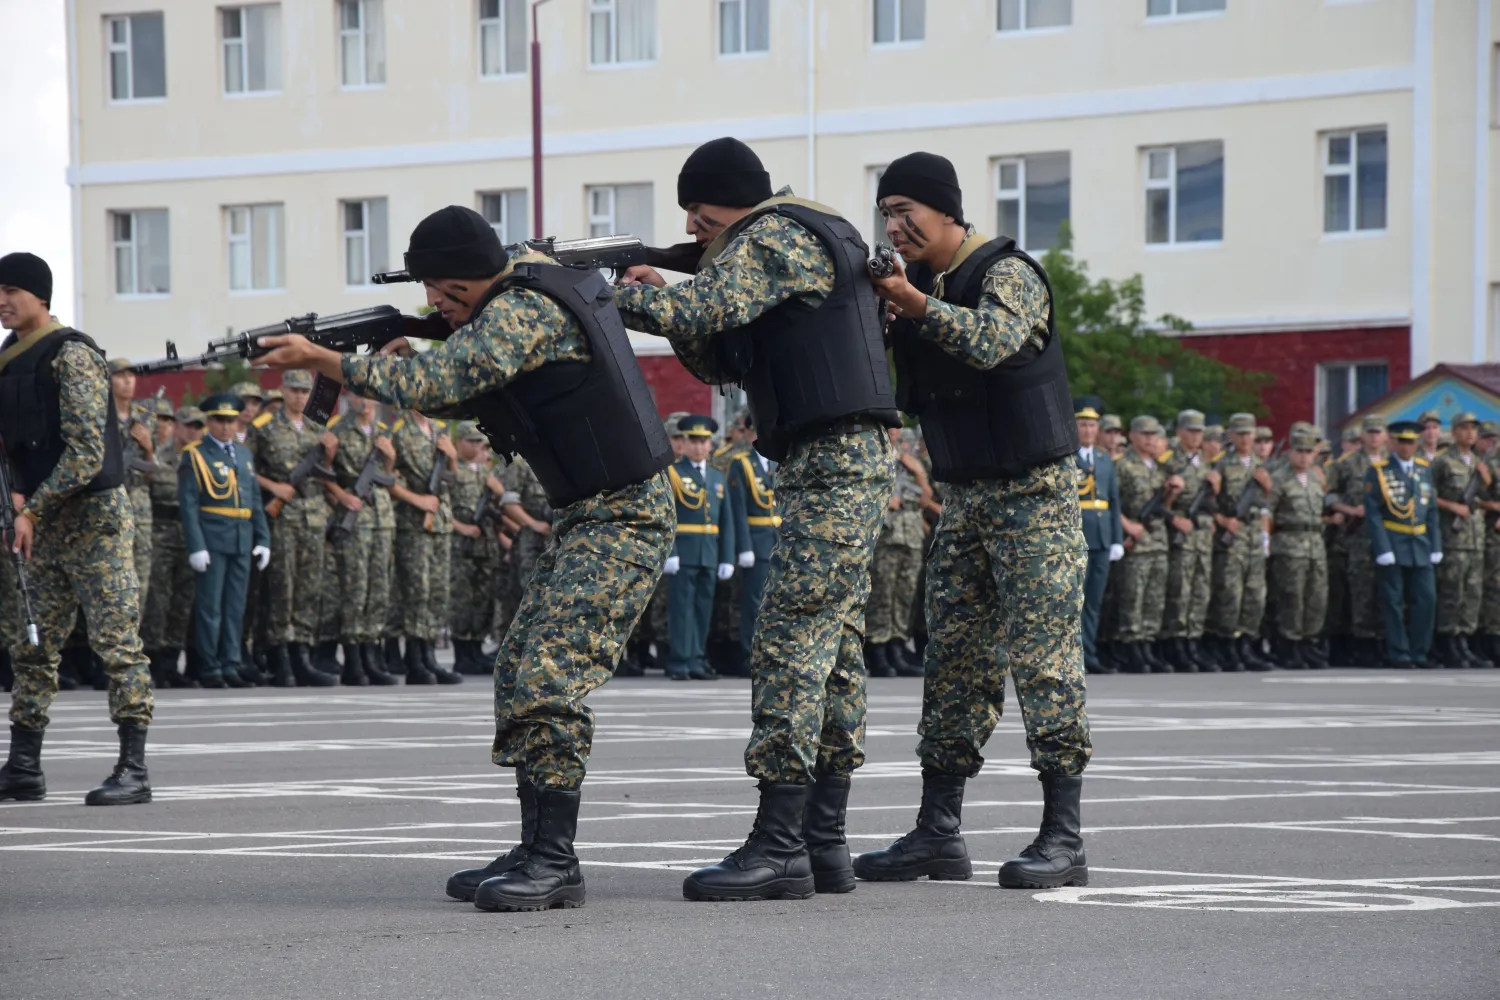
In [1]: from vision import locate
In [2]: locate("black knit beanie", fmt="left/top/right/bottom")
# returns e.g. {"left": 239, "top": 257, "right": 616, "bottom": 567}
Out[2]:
{"left": 0, "top": 252, "right": 53, "bottom": 304}
{"left": 677, "top": 137, "right": 773, "bottom": 209}
{"left": 877, "top": 152, "right": 965, "bottom": 225}
{"left": 403, "top": 206, "right": 508, "bottom": 280}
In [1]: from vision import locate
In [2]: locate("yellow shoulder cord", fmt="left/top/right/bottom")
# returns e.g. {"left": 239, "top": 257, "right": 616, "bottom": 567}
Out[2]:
{"left": 190, "top": 447, "right": 237, "bottom": 502}
{"left": 1376, "top": 465, "right": 1415, "bottom": 522}
{"left": 668, "top": 465, "right": 706, "bottom": 511}
{"left": 738, "top": 455, "right": 775, "bottom": 510}
{"left": 1077, "top": 473, "right": 1096, "bottom": 500}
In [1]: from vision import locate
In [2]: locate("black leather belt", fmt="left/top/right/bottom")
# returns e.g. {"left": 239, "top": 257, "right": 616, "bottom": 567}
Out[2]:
{"left": 798, "top": 417, "right": 884, "bottom": 442}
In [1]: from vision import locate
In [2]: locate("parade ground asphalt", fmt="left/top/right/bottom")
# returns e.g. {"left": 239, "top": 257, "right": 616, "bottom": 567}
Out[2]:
{"left": 2, "top": 667, "right": 1498, "bottom": 1000}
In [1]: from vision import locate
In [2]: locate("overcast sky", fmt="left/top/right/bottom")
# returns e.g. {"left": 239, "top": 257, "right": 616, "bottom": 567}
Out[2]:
{"left": 1, "top": 1, "right": 74, "bottom": 321}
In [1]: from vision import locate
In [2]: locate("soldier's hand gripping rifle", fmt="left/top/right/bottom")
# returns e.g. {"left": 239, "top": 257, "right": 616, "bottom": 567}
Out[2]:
{"left": 121, "top": 386, "right": 166, "bottom": 477}
{"left": 1170, "top": 480, "right": 1215, "bottom": 549}
{"left": 265, "top": 443, "right": 337, "bottom": 519}
{"left": 371, "top": 235, "right": 704, "bottom": 286}
{"left": 1216, "top": 478, "right": 1266, "bottom": 549}
{"left": 1137, "top": 485, "right": 1171, "bottom": 529}
{"left": 1452, "top": 467, "right": 1485, "bottom": 531}
{"left": 326, "top": 447, "right": 396, "bottom": 539}
{"left": 0, "top": 440, "right": 40, "bottom": 646}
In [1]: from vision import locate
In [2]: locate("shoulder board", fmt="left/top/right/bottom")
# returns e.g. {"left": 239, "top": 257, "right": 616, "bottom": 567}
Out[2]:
{"left": 327, "top": 413, "right": 343, "bottom": 428}
{"left": 1415, "top": 457, "right": 1430, "bottom": 467}
{"left": 1337, "top": 450, "right": 1356, "bottom": 463}
{"left": 252, "top": 412, "right": 274, "bottom": 429}
{"left": 183, "top": 441, "right": 201, "bottom": 451}
{"left": 1371, "top": 459, "right": 1387, "bottom": 468}
{"left": 1159, "top": 449, "right": 1174, "bottom": 463}
{"left": 377, "top": 421, "right": 389, "bottom": 431}
{"left": 392, "top": 418, "right": 406, "bottom": 431}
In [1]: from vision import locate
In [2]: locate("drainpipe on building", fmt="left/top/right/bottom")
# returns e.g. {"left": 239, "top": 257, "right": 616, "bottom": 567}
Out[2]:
{"left": 806, "top": 0, "right": 817, "bottom": 200}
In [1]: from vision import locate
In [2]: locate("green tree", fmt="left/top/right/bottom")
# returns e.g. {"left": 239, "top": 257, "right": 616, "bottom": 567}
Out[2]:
{"left": 199, "top": 357, "right": 260, "bottom": 399}
{"left": 1040, "top": 226, "right": 1269, "bottom": 426}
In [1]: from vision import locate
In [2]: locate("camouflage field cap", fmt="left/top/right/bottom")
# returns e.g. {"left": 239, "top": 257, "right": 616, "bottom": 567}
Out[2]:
{"left": 1482, "top": 421, "right": 1500, "bottom": 439}
{"left": 107, "top": 357, "right": 133, "bottom": 374}
{"left": 1254, "top": 426, "right": 1274, "bottom": 442}
{"left": 232, "top": 380, "right": 265, "bottom": 401}
{"left": 1342, "top": 426, "right": 1361, "bottom": 442}
{"left": 1361, "top": 413, "right": 1387, "bottom": 432}
{"left": 155, "top": 398, "right": 176, "bottom": 417}
{"left": 175, "top": 406, "right": 206, "bottom": 426}
{"left": 1418, "top": 409, "right": 1442, "bottom": 426}
{"left": 1202, "top": 424, "right": 1224, "bottom": 442}
{"left": 281, "top": 370, "right": 313, "bottom": 390}
{"left": 1290, "top": 430, "right": 1318, "bottom": 450}
{"left": 1450, "top": 411, "right": 1480, "bottom": 429}
{"left": 1227, "top": 413, "right": 1256, "bottom": 433}
{"left": 1101, "top": 414, "right": 1123, "bottom": 432}
{"left": 1176, "top": 409, "right": 1206, "bottom": 431}
{"left": 1130, "top": 415, "right": 1163, "bottom": 435}
{"left": 455, "top": 420, "right": 487, "bottom": 442}
{"left": 265, "top": 389, "right": 284, "bottom": 403}
{"left": 664, "top": 410, "right": 690, "bottom": 436}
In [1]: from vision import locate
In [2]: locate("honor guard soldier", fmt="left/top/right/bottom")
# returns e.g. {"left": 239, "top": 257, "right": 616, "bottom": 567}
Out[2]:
{"left": 142, "top": 406, "right": 203, "bottom": 688}
{"left": 663, "top": 415, "right": 739, "bottom": 681}
{"left": 1072, "top": 398, "right": 1123, "bottom": 674}
{"left": 1265, "top": 430, "right": 1328, "bottom": 669}
{"left": 180, "top": 394, "right": 271, "bottom": 688}
{"left": 1114, "top": 416, "right": 1180, "bottom": 672}
{"left": 1366, "top": 421, "right": 1441, "bottom": 667}
{"left": 725, "top": 416, "right": 777, "bottom": 676}
{"left": 1429, "top": 412, "right": 1494, "bottom": 667}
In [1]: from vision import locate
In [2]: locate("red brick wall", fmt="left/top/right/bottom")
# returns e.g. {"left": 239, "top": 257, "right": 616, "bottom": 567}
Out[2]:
{"left": 1177, "top": 326, "right": 1411, "bottom": 437}
{"left": 638, "top": 355, "right": 712, "bottom": 417}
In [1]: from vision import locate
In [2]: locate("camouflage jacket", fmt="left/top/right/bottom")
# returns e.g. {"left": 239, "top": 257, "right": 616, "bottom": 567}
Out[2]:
{"left": 1118, "top": 449, "right": 1169, "bottom": 554}
{"left": 328, "top": 411, "right": 394, "bottom": 531}
{"left": 504, "top": 455, "right": 552, "bottom": 523}
{"left": 1430, "top": 448, "right": 1487, "bottom": 552}
{"left": 250, "top": 408, "right": 330, "bottom": 527}
{"left": 19, "top": 333, "right": 117, "bottom": 522}
{"left": 450, "top": 460, "right": 499, "bottom": 560}
{"left": 390, "top": 414, "right": 452, "bottom": 534}
{"left": 1267, "top": 467, "right": 1326, "bottom": 558}
{"left": 916, "top": 231, "right": 1048, "bottom": 370}
{"left": 1161, "top": 446, "right": 1213, "bottom": 551}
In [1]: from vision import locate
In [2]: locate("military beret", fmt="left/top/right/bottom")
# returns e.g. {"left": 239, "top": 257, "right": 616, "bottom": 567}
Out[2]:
{"left": 175, "top": 406, "right": 206, "bottom": 426}
{"left": 1450, "top": 411, "right": 1480, "bottom": 429}
{"left": 1228, "top": 413, "right": 1256, "bottom": 433}
{"left": 1176, "top": 409, "right": 1206, "bottom": 431}
{"left": 1130, "top": 415, "right": 1163, "bottom": 435}
{"left": 281, "top": 370, "right": 314, "bottom": 390}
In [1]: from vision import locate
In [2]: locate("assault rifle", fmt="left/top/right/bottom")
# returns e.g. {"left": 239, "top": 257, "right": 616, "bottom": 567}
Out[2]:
{"left": 0, "top": 440, "right": 40, "bottom": 646}
{"left": 1170, "top": 480, "right": 1215, "bottom": 548}
{"left": 265, "top": 442, "right": 336, "bottom": 519}
{"left": 1452, "top": 467, "right": 1485, "bottom": 530}
{"left": 371, "top": 235, "right": 704, "bottom": 285}
{"left": 1136, "top": 485, "right": 1171, "bottom": 528}
{"left": 326, "top": 446, "right": 395, "bottom": 538}
{"left": 122, "top": 387, "right": 165, "bottom": 477}
{"left": 868, "top": 242, "right": 899, "bottom": 279}
{"left": 1216, "top": 478, "right": 1266, "bottom": 549}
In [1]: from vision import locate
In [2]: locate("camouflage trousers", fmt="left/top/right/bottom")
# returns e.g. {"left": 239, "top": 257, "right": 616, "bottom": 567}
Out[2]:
{"left": 1112, "top": 550, "right": 1167, "bottom": 642}
{"left": 1161, "top": 538, "right": 1212, "bottom": 640}
{"left": 265, "top": 514, "right": 326, "bottom": 645}
{"left": 491, "top": 474, "right": 674, "bottom": 789}
{"left": 1436, "top": 547, "right": 1483, "bottom": 635}
{"left": 0, "top": 547, "right": 19, "bottom": 650}
{"left": 917, "top": 461, "right": 1091, "bottom": 777}
{"left": 10, "top": 489, "right": 152, "bottom": 730}
{"left": 1208, "top": 529, "right": 1267, "bottom": 638}
{"left": 1481, "top": 522, "right": 1500, "bottom": 634}
{"left": 332, "top": 526, "right": 393, "bottom": 643}
{"left": 451, "top": 547, "right": 498, "bottom": 642}
{"left": 395, "top": 525, "right": 451, "bottom": 641}
{"left": 129, "top": 490, "right": 153, "bottom": 618}
{"left": 496, "top": 529, "right": 547, "bottom": 640}
{"left": 864, "top": 537, "right": 922, "bottom": 644}
{"left": 746, "top": 430, "right": 892, "bottom": 783}
{"left": 141, "top": 520, "right": 196, "bottom": 651}
{"left": 1270, "top": 549, "right": 1328, "bottom": 641}
{"left": 1346, "top": 537, "right": 1382, "bottom": 639}
{"left": 317, "top": 540, "right": 340, "bottom": 645}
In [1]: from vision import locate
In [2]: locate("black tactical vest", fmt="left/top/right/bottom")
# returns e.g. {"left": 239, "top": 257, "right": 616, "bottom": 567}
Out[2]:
{"left": 0, "top": 327, "right": 124, "bottom": 496}
{"left": 697, "top": 202, "right": 899, "bottom": 462}
{"left": 460, "top": 264, "right": 672, "bottom": 508}
{"left": 891, "top": 238, "right": 1078, "bottom": 483}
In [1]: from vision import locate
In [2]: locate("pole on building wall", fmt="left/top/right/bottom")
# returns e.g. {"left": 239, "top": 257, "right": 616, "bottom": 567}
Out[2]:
{"left": 531, "top": 0, "right": 553, "bottom": 239}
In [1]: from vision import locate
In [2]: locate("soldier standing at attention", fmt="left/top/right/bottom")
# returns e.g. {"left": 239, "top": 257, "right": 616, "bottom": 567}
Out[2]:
{"left": 180, "top": 394, "right": 271, "bottom": 688}
{"left": 1207, "top": 414, "right": 1277, "bottom": 672}
{"left": 108, "top": 359, "right": 155, "bottom": 614}
{"left": 725, "top": 416, "right": 778, "bottom": 679}
{"left": 705, "top": 410, "right": 754, "bottom": 677}
{"left": 616, "top": 138, "right": 897, "bottom": 901}
{"left": 1326, "top": 415, "right": 1387, "bottom": 665}
{"left": 663, "top": 415, "right": 739, "bottom": 681}
{"left": 142, "top": 406, "right": 202, "bottom": 687}
{"left": 1477, "top": 425, "right": 1500, "bottom": 661}
{"left": 1429, "top": 413, "right": 1494, "bottom": 667}
{"left": 864, "top": 427, "right": 930, "bottom": 679}
{"left": 1100, "top": 415, "right": 1125, "bottom": 460}
{"left": 1366, "top": 421, "right": 1441, "bottom": 667}
{"left": 1112, "top": 416, "right": 1180, "bottom": 673}
{"left": 1072, "top": 399, "right": 1122, "bottom": 675}
{"left": 325, "top": 396, "right": 398, "bottom": 685}
{"left": 1161, "top": 410, "right": 1219, "bottom": 673}
{"left": 448, "top": 421, "right": 504, "bottom": 676}
{"left": 1265, "top": 430, "right": 1328, "bottom": 668}
{"left": 1418, "top": 410, "right": 1443, "bottom": 464}
{"left": 0, "top": 251, "right": 154, "bottom": 806}
{"left": 388, "top": 409, "right": 462, "bottom": 685}
{"left": 624, "top": 414, "right": 688, "bottom": 677}
{"left": 857, "top": 152, "right": 1089, "bottom": 891}
{"left": 231, "top": 381, "right": 264, "bottom": 444}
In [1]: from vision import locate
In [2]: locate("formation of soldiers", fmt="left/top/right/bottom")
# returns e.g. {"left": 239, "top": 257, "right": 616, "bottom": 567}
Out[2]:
{"left": 1075, "top": 401, "right": 1500, "bottom": 672}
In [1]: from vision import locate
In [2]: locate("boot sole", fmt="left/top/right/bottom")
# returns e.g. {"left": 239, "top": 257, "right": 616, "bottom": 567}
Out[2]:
{"left": 0, "top": 790, "right": 46, "bottom": 802}
{"left": 997, "top": 866, "right": 1088, "bottom": 889}
{"left": 812, "top": 870, "right": 856, "bottom": 894}
{"left": 85, "top": 791, "right": 152, "bottom": 806}
{"left": 474, "top": 886, "right": 585, "bottom": 912}
{"left": 446, "top": 880, "right": 480, "bottom": 902}
{"left": 682, "top": 876, "right": 816, "bottom": 901}
{"left": 852, "top": 860, "right": 973, "bottom": 883}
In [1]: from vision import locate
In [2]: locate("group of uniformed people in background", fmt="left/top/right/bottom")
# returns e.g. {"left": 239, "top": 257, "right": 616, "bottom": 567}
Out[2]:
{"left": 1075, "top": 402, "right": 1499, "bottom": 673}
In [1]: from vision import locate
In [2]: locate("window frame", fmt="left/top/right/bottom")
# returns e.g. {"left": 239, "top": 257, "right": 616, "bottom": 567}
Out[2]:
{"left": 479, "top": 0, "right": 527, "bottom": 78}
{"left": 225, "top": 203, "right": 285, "bottom": 295}
{"left": 1315, "top": 360, "right": 1389, "bottom": 440}
{"left": 105, "top": 12, "right": 166, "bottom": 104}
{"left": 993, "top": 152, "right": 1072, "bottom": 254}
{"left": 872, "top": 0, "right": 926, "bottom": 47}
{"left": 588, "top": 0, "right": 658, "bottom": 69}
{"left": 1142, "top": 142, "right": 1224, "bottom": 248}
{"left": 478, "top": 189, "right": 529, "bottom": 245}
{"left": 718, "top": 0, "right": 771, "bottom": 58}
{"left": 584, "top": 183, "right": 653, "bottom": 241}
{"left": 1321, "top": 127, "right": 1388, "bottom": 238}
{"left": 1145, "top": 0, "right": 1227, "bottom": 21}
{"left": 111, "top": 209, "right": 171, "bottom": 299}
{"left": 341, "top": 198, "right": 387, "bottom": 289}
{"left": 221, "top": 4, "right": 282, "bottom": 97}
{"left": 995, "top": 0, "right": 1072, "bottom": 34}
{"left": 338, "top": 0, "right": 386, "bottom": 89}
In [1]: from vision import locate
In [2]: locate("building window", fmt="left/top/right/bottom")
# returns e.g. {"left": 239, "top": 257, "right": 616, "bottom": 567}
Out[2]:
{"left": 586, "top": 184, "right": 654, "bottom": 242}
{"left": 480, "top": 190, "right": 529, "bottom": 244}
{"left": 339, "top": 0, "right": 386, "bottom": 87}
{"left": 111, "top": 210, "right": 170, "bottom": 296}
{"left": 997, "top": 0, "right": 1071, "bottom": 31}
{"left": 1144, "top": 141, "right": 1223, "bottom": 245}
{"left": 995, "top": 152, "right": 1070, "bottom": 252}
{"left": 868, "top": 165, "right": 888, "bottom": 247}
{"left": 222, "top": 5, "right": 282, "bottom": 94}
{"left": 1147, "top": 0, "right": 1225, "bottom": 16}
{"left": 480, "top": 0, "right": 527, "bottom": 77}
{"left": 1319, "top": 362, "right": 1388, "bottom": 441}
{"left": 105, "top": 13, "right": 166, "bottom": 101}
{"left": 874, "top": 0, "right": 925, "bottom": 44}
{"left": 226, "top": 204, "right": 284, "bottom": 291}
{"left": 589, "top": 0, "right": 657, "bottom": 66}
{"left": 342, "top": 198, "right": 388, "bottom": 287}
{"left": 720, "top": 0, "right": 770, "bottom": 55}
{"left": 1323, "top": 128, "right": 1387, "bottom": 234}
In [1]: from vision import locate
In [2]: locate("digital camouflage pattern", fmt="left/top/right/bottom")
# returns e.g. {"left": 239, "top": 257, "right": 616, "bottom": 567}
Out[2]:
{"left": 1209, "top": 451, "right": 1269, "bottom": 639}
{"left": 252, "top": 408, "right": 329, "bottom": 644}
{"left": 1267, "top": 466, "right": 1328, "bottom": 641}
{"left": 328, "top": 413, "right": 395, "bottom": 643}
{"left": 1113, "top": 449, "right": 1168, "bottom": 642}
{"left": 1161, "top": 446, "right": 1214, "bottom": 641}
{"left": 498, "top": 456, "right": 552, "bottom": 637}
{"left": 744, "top": 429, "right": 892, "bottom": 782}
{"left": 1430, "top": 447, "right": 1487, "bottom": 635}
{"left": 390, "top": 414, "right": 452, "bottom": 642}
{"left": 917, "top": 461, "right": 1091, "bottom": 777}
{"left": 141, "top": 443, "right": 195, "bottom": 651}
{"left": 1327, "top": 448, "right": 1383, "bottom": 639}
{"left": 918, "top": 244, "right": 1048, "bottom": 365}
{"left": 449, "top": 458, "right": 501, "bottom": 642}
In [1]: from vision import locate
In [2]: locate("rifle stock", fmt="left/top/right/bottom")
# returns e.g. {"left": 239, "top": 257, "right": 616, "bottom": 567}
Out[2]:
{"left": 0, "top": 439, "right": 40, "bottom": 646}
{"left": 265, "top": 442, "right": 336, "bottom": 519}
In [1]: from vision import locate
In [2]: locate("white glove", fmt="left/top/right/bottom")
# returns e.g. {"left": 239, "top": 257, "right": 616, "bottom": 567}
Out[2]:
{"left": 1376, "top": 551, "right": 1396, "bottom": 567}
{"left": 1430, "top": 551, "right": 1443, "bottom": 565}
{"left": 253, "top": 545, "right": 271, "bottom": 571}
{"left": 717, "top": 563, "right": 735, "bottom": 581}
{"left": 188, "top": 550, "right": 211, "bottom": 573}
{"left": 1263, "top": 534, "right": 1271, "bottom": 556}
{"left": 1108, "top": 543, "right": 1125, "bottom": 562}
{"left": 737, "top": 551, "right": 755, "bottom": 569}
{"left": 663, "top": 555, "right": 680, "bottom": 576}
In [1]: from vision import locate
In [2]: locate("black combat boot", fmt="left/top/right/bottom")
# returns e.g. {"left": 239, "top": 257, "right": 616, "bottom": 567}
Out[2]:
{"left": 340, "top": 642, "right": 369, "bottom": 686}
{"left": 998, "top": 773, "right": 1087, "bottom": 889}
{"left": 0, "top": 725, "right": 46, "bottom": 801}
{"left": 684, "top": 782, "right": 815, "bottom": 901}
{"left": 852, "top": 771, "right": 972, "bottom": 882}
{"left": 220, "top": 664, "right": 249, "bottom": 688}
{"left": 1304, "top": 638, "right": 1330, "bottom": 669}
{"left": 1167, "top": 638, "right": 1197, "bottom": 673}
{"left": 448, "top": 777, "right": 538, "bottom": 902}
{"left": 1215, "top": 636, "right": 1244, "bottom": 672}
{"left": 289, "top": 643, "right": 337, "bottom": 687}
{"left": 1237, "top": 636, "right": 1275, "bottom": 671}
{"left": 384, "top": 636, "right": 406, "bottom": 675}
{"left": 84, "top": 724, "right": 152, "bottom": 806}
{"left": 1119, "top": 642, "right": 1148, "bottom": 674}
{"left": 613, "top": 645, "right": 644, "bottom": 677}
{"left": 1188, "top": 638, "right": 1220, "bottom": 673}
{"left": 267, "top": 645, "right": 296, "bottom": 688}
{"left": 1276, "top": 636, "right": 1307, "bottom": 670}
{"left": 423, "top": 640, "right": 464, "bottom": 685}
{"left": 864, "top": 642, "right": 895, "bottom": 678}
{"left": 236, "top": 658, "right": 263, "bottom": 687}
{"left": 1092, "top": 642, "right": 1119, "bottom": 675}
{"left": 360, "top": 642, "right": 398, "bottom": 685}
{"left": 313, "top": 640, "right": 341, "bottom": 676}
{"left": 474, "top": 786, "right": 586, "bottom": 911}
{"left": 803, "top": 772, "right": 855, "bottom": 894}
{"left": 887, "top": 639, "right": 924, "bottom": 677}
{"left": 404, "top": 639, "right": 435, "bottom": 684}
{"left": 1147, "top": 641, "right": 1174, "bottom": 673}
{"left": 1459, "top": 635, "right": 1494, "bottom": 669}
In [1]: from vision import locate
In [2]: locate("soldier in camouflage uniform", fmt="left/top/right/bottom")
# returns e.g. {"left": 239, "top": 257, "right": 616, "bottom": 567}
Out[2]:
{"left": 1429, "top": 412, "right": 1494, "bottom": 667}
{"left": 260, "top": 204, "right": 674, "bottom": 912}
{"left": 1266, "top": 430, "right": 1328, "bottom": 668}
{"left": 623, "top": 415, "right": 687, "bottom": 675}
{"left": 1477, "top": 424, "right": 1500, "bottom": 660}
{"left": 108, "top": 359, "right": 154, "bottom": 615}
{"left": 1112, "top": 416, "right": 1179, "bottom": 673}
{"left": 1325, "top": 415, "right": 1386, "bottom": 665}
{"left": 449, "top": 421, "right": 504, "bottom": 675}
{"left": 1160, "top": 410, "right": 1218, "bottom": 672}
{"left": 499, "top": 455, "right": 553, "bottom": 643}
{"left": 0, "top": 252, "right": 153, "bottom": 805}
{"left": 1207, "top": 413, "right": 1277, "bottom": 671}
{"left": 863, "top": 427, "right": 928, "bottom": 678}
{"left": 388, "top": 409, "right": 462, "bottom": 685}
{"left": 141, "top": 406, "right": 202, "bottom": 687}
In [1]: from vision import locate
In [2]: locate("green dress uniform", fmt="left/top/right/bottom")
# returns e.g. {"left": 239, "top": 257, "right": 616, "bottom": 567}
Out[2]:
{"left": 1073, "top": 434, "right": 1121, "bottom": 673}
{"left": 727, "top": 450, "right": 778, "bottom": 666}
{"left": 1364, "top": 448, "right": 1441, "bottom": 665}
{"left": 666, "top": 450, "right": 736, "bottom": 679}
{"left": 180, "top": 422, "right": 270, "bottom": 686}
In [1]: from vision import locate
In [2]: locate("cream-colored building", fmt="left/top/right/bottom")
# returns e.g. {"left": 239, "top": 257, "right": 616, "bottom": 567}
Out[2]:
{"left": 65, "top": 0, "right": 1500, "bottom": 433}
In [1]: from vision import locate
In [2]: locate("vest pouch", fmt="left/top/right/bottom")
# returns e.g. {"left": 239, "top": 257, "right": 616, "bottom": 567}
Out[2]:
{"left": 0, "top": 374, "right": 49, "bottom": 449}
